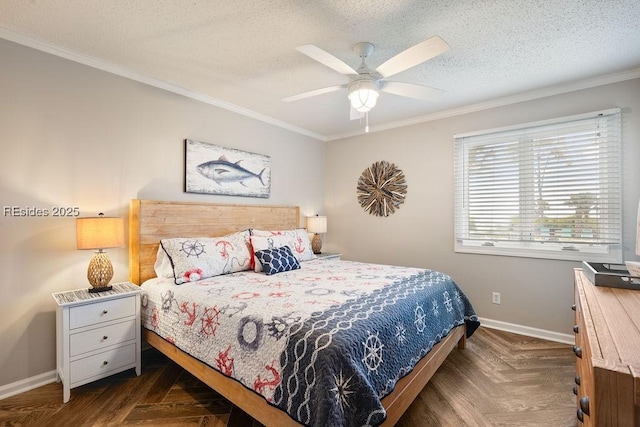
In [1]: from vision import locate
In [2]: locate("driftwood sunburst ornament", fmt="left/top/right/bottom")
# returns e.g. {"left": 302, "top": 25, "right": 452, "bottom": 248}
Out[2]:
{"left": 357, "top": 161, "right": 407, "bottom": 217}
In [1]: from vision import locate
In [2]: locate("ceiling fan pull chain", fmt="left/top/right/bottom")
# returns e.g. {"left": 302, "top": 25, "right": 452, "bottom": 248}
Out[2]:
{"left": 365, "top": 111, "right": 370, "bottom": 133}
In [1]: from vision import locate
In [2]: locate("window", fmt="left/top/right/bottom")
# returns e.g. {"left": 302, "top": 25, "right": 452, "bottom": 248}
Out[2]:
{"left": 454, "top": 109, "right": 622, "bottom": 262}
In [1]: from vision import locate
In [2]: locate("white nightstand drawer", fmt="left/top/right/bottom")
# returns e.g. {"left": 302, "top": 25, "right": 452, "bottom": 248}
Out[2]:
{"left": 69, "top": 297, "right": 135, "bottom": 329}
{"left": 69, "top": 320, "right": 137, "bottom": 357}
{"left": 70, "top": 343, "right": 136, "bottom": 384}
{"left": 54, "top": 283, "right": 141, "bottom": 402}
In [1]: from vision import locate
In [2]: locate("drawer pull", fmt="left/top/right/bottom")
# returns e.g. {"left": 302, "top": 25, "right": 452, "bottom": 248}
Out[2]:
{"left": 102, "top": 310, "right": 108, "bottom": 315}
{"left": 580, "top": 397, "right": 590, "bottom": 415}
{"left": 102, "top": 360, "right": 109, "bottom": 366}
{"left": 573, "top": 346, "right": 582, "bottom": 358}
{"left": 573, "top": 324, "right": 579, "bottom": 333}
{"left": 575, "top": 375, "right": 580, "bottom": 385}
{"left": 572, "top": 385, "right": 578, "bottom": 395}
{"left": 572, "top": 304, "right": 576, "bottom": 311}
{"left": 102, "top": 336, "right": 108, "bottom": 340}
{"left": 577, "top": 408, "right": 584, "bottom": 422}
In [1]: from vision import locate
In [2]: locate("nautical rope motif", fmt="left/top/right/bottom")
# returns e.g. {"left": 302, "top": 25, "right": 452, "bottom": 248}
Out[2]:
{"left": 139, "top": 260, "right": 479, "bottom": 427}
{"left": 274, "top": 269, "right": 479, "bottom": 426}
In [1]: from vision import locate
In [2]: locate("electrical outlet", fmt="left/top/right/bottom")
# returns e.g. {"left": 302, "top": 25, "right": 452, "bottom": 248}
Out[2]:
{"left": 492, "top": 292, "right": 501, "bottom": 304}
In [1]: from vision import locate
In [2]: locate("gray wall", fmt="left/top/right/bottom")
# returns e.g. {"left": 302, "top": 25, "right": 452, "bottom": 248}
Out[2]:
{"left": 324, "top": 78, "right": 640, "bottom": 334}
{"left": 0, "top": 39, "right": 325, "bottom": 388}
{"left": 2, "top": 35, "right": 638, "bottom": 391}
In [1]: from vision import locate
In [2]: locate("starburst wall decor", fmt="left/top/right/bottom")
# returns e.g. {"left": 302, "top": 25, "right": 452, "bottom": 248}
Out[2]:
{"left": 356, "top": 161, "right": 407, "bottom": 217}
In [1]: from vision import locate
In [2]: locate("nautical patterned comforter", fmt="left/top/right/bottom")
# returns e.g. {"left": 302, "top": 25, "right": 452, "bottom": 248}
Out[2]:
{"left": 140, "top": 259, "right": 479, "bottom": 426}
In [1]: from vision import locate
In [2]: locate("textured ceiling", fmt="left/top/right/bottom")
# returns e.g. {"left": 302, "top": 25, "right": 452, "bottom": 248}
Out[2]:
{"left": 1, "top": 0, "right": 640, "bottom": 140}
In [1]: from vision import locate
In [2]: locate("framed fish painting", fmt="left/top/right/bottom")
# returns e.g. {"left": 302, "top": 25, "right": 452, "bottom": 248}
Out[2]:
{"left": 184, "top": 139, "right": 271, "bottom": 198}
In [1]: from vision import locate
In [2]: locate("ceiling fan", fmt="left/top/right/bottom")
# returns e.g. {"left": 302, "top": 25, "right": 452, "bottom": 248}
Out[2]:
{"left": 283, "top": 36, "right": 450, "bottom": 124}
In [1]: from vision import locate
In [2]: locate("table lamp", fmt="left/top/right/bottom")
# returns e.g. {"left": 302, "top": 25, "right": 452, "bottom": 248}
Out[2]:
{"left": 76, "top": 213, "right": 125, "bottom": 292}
{"left": 307, "top": 215, "right": 327, "bottom": 254}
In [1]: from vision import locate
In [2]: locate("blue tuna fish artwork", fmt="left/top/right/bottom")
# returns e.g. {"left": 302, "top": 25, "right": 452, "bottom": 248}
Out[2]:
{"left": 197, "top": 156, "right": 266, "bottom": 187}
{"left": 185, "top": 139, "right": 271, "bottom": 198}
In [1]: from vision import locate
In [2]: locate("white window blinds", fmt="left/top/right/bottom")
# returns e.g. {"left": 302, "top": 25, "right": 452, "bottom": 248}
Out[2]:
{"left": 454, "top": 108, "right": 622, "bottom": 262}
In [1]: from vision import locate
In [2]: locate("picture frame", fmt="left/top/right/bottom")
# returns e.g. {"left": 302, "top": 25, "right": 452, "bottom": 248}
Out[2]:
{"left": 184, "top": 139, "right": 271, "bottom": 198}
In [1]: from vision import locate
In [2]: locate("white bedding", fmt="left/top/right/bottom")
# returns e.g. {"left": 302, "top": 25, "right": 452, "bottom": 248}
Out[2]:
{"left": 140, "top": 258, "right": 422, "bottom": 402}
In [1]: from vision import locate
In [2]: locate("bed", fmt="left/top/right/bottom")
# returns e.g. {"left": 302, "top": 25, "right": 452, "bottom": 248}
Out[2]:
{"left": 129, "top": 199, "right": 479, "bottom": 426}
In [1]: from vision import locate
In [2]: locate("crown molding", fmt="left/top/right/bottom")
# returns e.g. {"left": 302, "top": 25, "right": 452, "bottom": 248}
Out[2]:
{"left": 0, "top": 27, "right": 327, "bottom": 142}
{"left": 3, "top": 27, "right": 637, "bottom": 144}
{"left": 327, "top": 67, "right": 640, "bottom": 141}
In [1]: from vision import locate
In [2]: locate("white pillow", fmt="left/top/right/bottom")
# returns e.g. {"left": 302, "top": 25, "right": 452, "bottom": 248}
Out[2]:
{"left": 154, "top": 245, "right": 175, "bottom": 279}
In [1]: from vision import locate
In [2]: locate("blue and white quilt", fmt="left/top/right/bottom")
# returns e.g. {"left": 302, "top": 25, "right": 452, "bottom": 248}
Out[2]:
{"left": 140, "top": 259, "right": 479, "bottom": 427}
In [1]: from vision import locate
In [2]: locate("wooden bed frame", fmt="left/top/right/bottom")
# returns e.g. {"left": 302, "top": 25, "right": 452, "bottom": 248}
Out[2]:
{"left": 129, "top": 199, "right": 466, "bottom": 426}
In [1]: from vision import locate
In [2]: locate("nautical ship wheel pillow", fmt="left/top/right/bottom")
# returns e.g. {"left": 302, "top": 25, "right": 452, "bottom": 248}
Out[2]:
{"left": 357, "top": 161, "right": 407, "bottom": 217}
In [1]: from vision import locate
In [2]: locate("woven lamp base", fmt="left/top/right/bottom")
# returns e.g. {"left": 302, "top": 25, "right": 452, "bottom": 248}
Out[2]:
{"left": 89, "top": 285, "right": 112, "bottom": 293}
{"left": 87, "top": 250, "right": 114, "bottom": 292}
{"left": 311, "top": 233, "right": 323, "bottom": 254}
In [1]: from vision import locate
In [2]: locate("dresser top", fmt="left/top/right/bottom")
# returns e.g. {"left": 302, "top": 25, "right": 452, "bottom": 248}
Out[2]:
{"left": 576, "top": 269, "right": 640, "bottom": 371}
{"left": 52, "top": 282, "right": 141, "bottom": 306}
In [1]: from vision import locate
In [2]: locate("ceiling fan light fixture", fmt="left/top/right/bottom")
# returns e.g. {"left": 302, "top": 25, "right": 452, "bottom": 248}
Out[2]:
{"left": 348, "top": 79, "right": 379, "bottom": 113}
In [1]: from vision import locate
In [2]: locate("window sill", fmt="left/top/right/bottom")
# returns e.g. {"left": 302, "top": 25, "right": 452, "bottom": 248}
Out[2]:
{"left": 455, "top": 240, "right": 622, "bottom": 263}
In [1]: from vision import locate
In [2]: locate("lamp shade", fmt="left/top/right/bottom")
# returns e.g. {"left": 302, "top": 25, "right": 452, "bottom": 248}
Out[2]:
{"left": 306, "top": 215, "right": 327, "bottom": 234}
{"left": 76, "top": 216, "right": 125, "bottom": 250}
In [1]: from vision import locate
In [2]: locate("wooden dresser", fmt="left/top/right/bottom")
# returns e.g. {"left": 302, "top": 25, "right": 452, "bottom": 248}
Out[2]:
{"left": 573, "top": 269, "right": 640, "bottom": 426}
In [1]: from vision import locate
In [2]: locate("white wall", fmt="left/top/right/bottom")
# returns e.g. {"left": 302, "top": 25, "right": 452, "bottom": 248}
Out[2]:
{"left": 0, "top": 39, "right": 325, "bottom": 388}
{"left": 325, "top": 78, "right": 640, "bottom": 335}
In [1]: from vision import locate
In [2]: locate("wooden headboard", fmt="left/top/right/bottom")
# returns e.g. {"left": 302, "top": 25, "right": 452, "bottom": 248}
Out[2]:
{"left": 128, "top": 199, "right": 300, "bottom": 284}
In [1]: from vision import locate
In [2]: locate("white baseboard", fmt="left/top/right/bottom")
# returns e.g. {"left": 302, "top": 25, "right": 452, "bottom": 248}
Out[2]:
{"left": 479, "top": 317, "right": 575, "bottom": 345}
{"left": 0, "top": 370, "right": 57, "bottom": 401}
{"left": 0, "top": 318, "right": 574, "bottom": 401}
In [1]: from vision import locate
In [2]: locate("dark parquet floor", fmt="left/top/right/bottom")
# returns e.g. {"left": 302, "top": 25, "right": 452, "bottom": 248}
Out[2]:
{"left": 0, "top": 327, "right": 578, "bottom": 426}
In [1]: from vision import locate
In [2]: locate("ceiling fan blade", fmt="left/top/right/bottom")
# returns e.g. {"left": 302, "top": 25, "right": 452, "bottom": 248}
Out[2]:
{"left": 282, "top": 85, "right": 345, "bottom": 102}
{"left": 297, "top": 45, "right": 358, "bottom": 76}
{"left": 381, "top": 81, "right": 445, "bottom": 101}
{"left": 375, "top": 36, "right": 450, "bottom": 79}
{"left": 350, "top": 108, "right": 365, "bottom": 121}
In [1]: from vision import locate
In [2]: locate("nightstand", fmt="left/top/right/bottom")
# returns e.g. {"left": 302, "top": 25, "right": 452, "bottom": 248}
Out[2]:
{"left": 315, "top": 252, "right": 342, "bottom": 260}
{"left": 52, "top": 282, "right": 141, "bottom": 403}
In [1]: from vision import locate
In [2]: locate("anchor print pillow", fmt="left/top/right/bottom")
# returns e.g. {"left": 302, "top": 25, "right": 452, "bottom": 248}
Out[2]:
{"left": 250, "top": 229, "right": 315, "bottom": 272}
{"left": 160, "top": 230, "right": 252, "bottom": 284}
